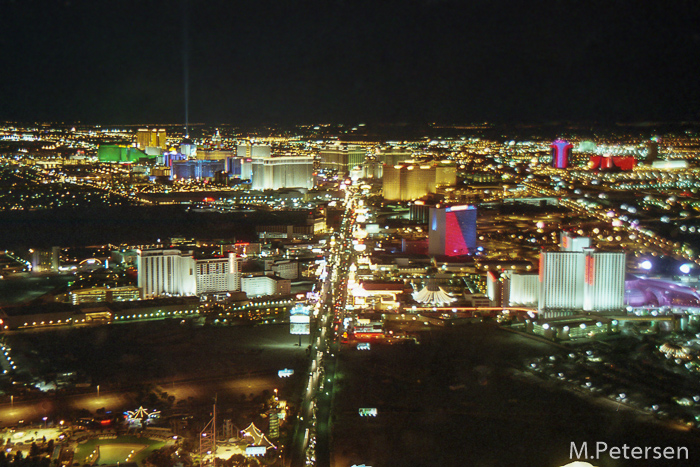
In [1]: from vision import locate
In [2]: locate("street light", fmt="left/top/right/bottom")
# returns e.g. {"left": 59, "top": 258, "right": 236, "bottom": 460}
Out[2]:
{"left": 43, "top": 417, "right": 47, "bottom": 429}
{"left": 97, "top": 385, "right": 100, "bottom": 397}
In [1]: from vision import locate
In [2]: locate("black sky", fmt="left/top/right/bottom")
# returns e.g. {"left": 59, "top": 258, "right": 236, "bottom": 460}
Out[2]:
{"left": 1, "top": 0, "right": 699, "bottom": 125}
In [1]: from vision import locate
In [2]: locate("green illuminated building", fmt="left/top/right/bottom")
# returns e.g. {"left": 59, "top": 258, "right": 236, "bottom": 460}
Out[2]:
{"left": 97, "top": 145, "right": 153, "bottom": 163}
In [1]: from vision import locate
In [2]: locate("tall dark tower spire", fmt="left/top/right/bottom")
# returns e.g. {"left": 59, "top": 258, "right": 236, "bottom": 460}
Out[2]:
{"left": 182, "top": 0, "right": 190, "bottom": 138}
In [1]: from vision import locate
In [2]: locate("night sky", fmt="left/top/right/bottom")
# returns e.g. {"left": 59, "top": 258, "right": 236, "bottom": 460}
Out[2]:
{"left": 1, "top": 0, "right": 699, "bottom": 125}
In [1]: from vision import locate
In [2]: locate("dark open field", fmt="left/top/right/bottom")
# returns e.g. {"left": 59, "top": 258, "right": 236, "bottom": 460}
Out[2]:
{"left": 332, "top": 324, "right": 700, "bottom": 467}
{"left": 8, "top": 321, "right": 310, "bottom": 386}
{"left": 0, "top": 205, "right": 304, "bottom": 248}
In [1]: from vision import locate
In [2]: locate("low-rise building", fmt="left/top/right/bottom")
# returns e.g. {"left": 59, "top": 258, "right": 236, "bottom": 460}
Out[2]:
{"left": 241, "top": 275, "right": 291, "bottom": 297}
{"left": 71, "top": 286, "right": 141, "bottom": 305}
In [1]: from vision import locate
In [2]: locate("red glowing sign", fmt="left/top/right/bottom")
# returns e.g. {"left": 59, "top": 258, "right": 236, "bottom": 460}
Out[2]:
{"left": 589, "top": 155, "right": 636, "bottom": 171}
{"left": 585, "top": 255, "right": 595, "bottom": 286}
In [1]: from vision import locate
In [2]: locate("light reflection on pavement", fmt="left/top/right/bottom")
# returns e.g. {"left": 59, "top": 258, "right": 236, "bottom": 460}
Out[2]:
{"left": 0, "top": 375, "right": 277, "bottom": 427}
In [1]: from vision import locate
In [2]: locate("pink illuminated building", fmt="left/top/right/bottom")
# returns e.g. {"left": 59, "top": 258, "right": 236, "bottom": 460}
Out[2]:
{"left": 428, "top": 205, "right": 477, "bottom": 257}
{"left": 551, "top": 140, "right": 573, "bottom": 168}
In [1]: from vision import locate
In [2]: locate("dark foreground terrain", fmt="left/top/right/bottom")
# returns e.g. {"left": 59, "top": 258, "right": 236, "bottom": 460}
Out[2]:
{"left": 332, "top": 324, "right": 700, "bottom": 467}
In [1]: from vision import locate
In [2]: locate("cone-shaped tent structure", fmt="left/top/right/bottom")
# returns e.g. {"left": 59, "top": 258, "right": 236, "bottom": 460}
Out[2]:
{"left": 242, "top": 423, "right": 275, "bottom": 448}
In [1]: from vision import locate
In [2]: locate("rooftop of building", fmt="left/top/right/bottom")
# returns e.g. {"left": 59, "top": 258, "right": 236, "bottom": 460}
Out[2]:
{"left": 359, "top": 281, "right": 407, "bottom": 291}
{"left": 534, "top": 315, "right": 617, "bottom": 326}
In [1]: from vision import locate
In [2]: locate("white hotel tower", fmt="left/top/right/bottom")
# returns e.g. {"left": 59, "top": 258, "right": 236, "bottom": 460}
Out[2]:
{"left": 538, "top": 233, "right": 626, "bottom": 314}
{"left": 138, "top": 249, "right": 240, "bottom": 299}
{"left": 250, "top": 156, "right": 315, "bottom": 191}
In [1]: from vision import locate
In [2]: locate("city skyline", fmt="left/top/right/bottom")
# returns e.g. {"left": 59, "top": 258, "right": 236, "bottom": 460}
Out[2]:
{"left": 1, "top": 118, "right": 700, "bottom": 466}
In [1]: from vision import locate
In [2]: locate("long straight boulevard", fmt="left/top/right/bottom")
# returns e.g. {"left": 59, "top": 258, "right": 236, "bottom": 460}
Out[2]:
{"left": 289, "top": 186, "right": 358, "bottom": 467}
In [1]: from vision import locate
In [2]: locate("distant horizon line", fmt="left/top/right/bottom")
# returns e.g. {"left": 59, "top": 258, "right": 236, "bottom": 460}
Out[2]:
{"left": 2, "top": 120, "right": 700, "bottom": 129}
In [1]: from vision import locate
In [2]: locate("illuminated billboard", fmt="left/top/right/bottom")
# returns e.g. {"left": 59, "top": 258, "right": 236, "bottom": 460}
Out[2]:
{"left": 290, "top": 314, "right": 310, "bottom": 335}
{"left": 245, "top": 446, "right": 267, "bottom": 456}
{"left": 358, "top": 408, "right": 377, "bottom": 417}
{"left": 290, "top": 304, "right": 311, "bottom": 335}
